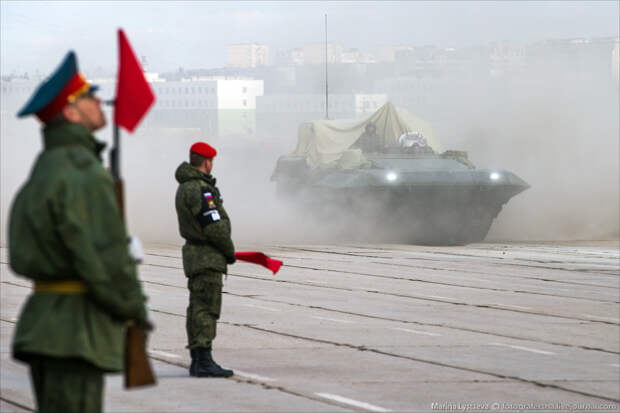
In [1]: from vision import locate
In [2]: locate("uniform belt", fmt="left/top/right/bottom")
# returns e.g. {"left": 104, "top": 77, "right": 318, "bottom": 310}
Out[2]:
{"left": 34, "top": 280, "right": 86, "bottom": 293}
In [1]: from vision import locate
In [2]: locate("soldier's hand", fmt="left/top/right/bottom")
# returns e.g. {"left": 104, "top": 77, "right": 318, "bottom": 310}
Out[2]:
{"left": 226, "top": 255, "right": 236, "bottom": 265}
{"left": 128, "top": 236, "right": 144, "bottom": 264}
{"left": 136, "top": 319, "right": 154, "bottom": 332}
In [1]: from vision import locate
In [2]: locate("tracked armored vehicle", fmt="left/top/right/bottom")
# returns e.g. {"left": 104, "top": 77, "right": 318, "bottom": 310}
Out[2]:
{"left": 271, "top": 103, "right": 529, "bottom": 245}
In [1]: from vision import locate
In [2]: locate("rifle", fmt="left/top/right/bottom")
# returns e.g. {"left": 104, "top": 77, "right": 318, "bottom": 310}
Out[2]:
{"left": 110, "top": 121, "right": 156, "bottom": 389}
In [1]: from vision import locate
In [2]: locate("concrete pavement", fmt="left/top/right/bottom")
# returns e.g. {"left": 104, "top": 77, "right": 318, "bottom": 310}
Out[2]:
{"left": 1, "top": 241, "right": 618, "bottom": 412}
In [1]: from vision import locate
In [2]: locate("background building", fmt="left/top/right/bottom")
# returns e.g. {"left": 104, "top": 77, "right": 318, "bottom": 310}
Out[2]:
{"left": 227, "top": 43, "right": 269, "bottom": 68}
{"left": 256, "top": 93, "right": 387, "bottom": 141}
{"left": 149, "top": 77, "right": 264, "bottom": 139}
{"left": 275, "top": 48, "right": 304, "bottom": 66}
{"left": 303, "top": 43, "right": 343, "bottom": 64}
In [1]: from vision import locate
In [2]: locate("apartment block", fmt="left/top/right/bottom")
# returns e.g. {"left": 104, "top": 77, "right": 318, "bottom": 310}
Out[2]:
{"left": 227, "top": 43, "right": 269, "bottom": 68}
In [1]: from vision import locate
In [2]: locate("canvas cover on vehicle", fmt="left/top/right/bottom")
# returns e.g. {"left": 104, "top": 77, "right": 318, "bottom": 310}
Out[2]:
{"left": 293, "top": 102, "right": 441, "bottom": 168}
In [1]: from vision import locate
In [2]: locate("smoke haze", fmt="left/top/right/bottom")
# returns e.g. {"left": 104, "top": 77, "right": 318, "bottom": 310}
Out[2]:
{"left": 1, "top": 2, "right": 618, "bottom": 246}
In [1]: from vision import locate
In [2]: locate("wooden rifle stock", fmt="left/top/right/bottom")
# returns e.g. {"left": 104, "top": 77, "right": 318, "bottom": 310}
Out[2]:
{"left": 124, "top": 320, "right": 156, "bottom": 388}
{"left": 112, "top": 133, "right": 156, "bottom": 389}
{"left": 114, "top": 178, "right": 125, "bottom": 220}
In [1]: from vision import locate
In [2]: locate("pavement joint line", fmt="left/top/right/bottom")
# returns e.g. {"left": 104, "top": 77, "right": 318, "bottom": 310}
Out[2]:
{"left": 217, "top": 272, "right": 620, "bottom": 325}
{"left": 366, "top": 259, "right": 619, "bottom": 289}
{"left": 135, "top": 259, "right": 620, "bottom": 303}
{"left": 2, "top": 280, "right": 617, "bottom": 355}
{"left": 422, "top": 295, "right": 457, "bottom": 300}
{"left": 272, "top": 246, "right": 385, "bottom": 259}
{"left": 234, "top": 370, "right": 277, "bottom": 382}
{"left": 583, "top": 314, "right": 620, "bottom": 323}
{"left": 391, "top": 327, "right": 441, "bottom": 336}
{"left": 395, "top": 250, "right": 620, "bottom": 276}
{"left": 142, "top": 279, "right": 185, "bottom": 289}
{"left": 493, "top": 304, "right": 532, "bottom": 310}
{"left": 242, "top": 303, "right": 279, "bottom": 312}
{"left": 4, "top": 245, "right": 619, "bottom": 406}
{"left": 233, "top": 321, "right": 620, "bottom": 402}
{"left": 232, "top": 278, "right": 620, "bottom": 327}
{"left": 315, "top": 392, "right": 391, "bottom": 412}
{"left": 179, "top": 294, "right": 620, "bottom": 354}
{"left": 146, "top": 354, "right": 358, "bottom": 411}
{"left": 134, "top": 270, "right": 620, "bottom": 327}
{"left": 1, "top": 279, "right": 31, "bottom": 289}
{"left": 279, "top": 246, "right": 620, "bottom": 276}
{"left": 235, "top": 263, "right": 620, "bottom": 302}
{"left": 149, "top": 350, "right": 181, "bottom": 359}
{"left": 234, "top": 323, "right": 620, "bottom": 403}
{"left": 488, "top": 342, "right": 556, "bottom": 355}
{"left": 7, "top": 251, "right": 620, "bottom": 283}
{"left": 0, "top": 396, "right": 34, "bottom": 412}
{"left": 312, "top": 316, "right": 356, "bottom": 324}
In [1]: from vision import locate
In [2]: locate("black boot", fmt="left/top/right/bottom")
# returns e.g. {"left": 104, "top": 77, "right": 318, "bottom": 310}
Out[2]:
{"left": 189, "top": 349, "right": 198, "bottom": 377}
{"left": 194, "top": 348, "right": 234, "bottom": 378}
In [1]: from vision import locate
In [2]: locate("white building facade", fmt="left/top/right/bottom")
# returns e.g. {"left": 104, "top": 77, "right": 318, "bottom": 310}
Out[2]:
{"left": 149, "top": 77, "right": 264, "bottom": 138}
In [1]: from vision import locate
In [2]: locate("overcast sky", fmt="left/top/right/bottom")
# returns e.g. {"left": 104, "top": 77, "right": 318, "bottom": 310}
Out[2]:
{"left": 1, "top": 1, "right": 618, "bottom": 76}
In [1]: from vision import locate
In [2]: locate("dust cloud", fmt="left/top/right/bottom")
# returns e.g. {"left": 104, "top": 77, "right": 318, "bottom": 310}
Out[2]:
{"left": 430, "top": 58, "right": 619, "bottom": 242}
{"left": 1, "top": 45, "right": 618, "bottom": 247}
{"left": 122, "top": 52, "right": 620, "bottom": 246}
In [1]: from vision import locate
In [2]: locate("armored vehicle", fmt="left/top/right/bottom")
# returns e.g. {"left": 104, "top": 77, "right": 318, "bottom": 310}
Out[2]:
{"left": 271, "top": 102, "right": 529, "bottom": 245}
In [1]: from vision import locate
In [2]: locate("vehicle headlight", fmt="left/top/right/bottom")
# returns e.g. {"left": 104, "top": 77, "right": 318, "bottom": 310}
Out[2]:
{"left": 490, "top": 172, "right": 501, "bottom": 181}
{"left": 386, "top": 172, "right": 398, "bottom": 182}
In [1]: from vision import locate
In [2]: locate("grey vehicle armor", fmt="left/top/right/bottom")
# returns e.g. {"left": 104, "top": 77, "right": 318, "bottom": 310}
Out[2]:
{"left": 271, "top": 103, "right": 529, "bottom": 245}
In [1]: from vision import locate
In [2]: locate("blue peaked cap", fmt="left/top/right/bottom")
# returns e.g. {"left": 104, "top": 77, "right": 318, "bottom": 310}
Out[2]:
{"left": 17, "top": 51, "right": 98, "bottom": 119}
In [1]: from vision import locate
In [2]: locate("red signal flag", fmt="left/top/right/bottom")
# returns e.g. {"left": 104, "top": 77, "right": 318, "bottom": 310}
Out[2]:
{"left": 114, "top": 29, "right": 155, "bottom": 133}
{"left": 234, "top": 252, "right": 283, "bottom": 275}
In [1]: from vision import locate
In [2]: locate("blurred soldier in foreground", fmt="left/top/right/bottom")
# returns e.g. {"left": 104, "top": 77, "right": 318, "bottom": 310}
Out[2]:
{"left": 8, "top": 51, "right": 150, "bottom": 413}
{"left": 352, "top": 122, "right": 383, "bottom": 153}
{"left": 175, "top": 142, "right": 236, "bottom": 377}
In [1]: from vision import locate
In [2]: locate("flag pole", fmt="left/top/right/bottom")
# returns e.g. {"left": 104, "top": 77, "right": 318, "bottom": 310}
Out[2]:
{"left": 110, "top": 106, "right": 125, "bottom": 220}
{"left": 105, "top": 98, "right": 121, "bottom": 181}
{"left": 112, "top": 123, "right": 120, "bottom": 180}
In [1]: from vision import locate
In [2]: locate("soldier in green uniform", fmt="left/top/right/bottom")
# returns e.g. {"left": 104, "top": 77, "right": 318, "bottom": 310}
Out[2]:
{"left": 352, "top": 122, "right": 384, "bottom": 153}
{"left": 175, "top": 142, "right": 236, "bottom": 378}
{"left": 8, "top": 51, "right": 151, "bottom": 412}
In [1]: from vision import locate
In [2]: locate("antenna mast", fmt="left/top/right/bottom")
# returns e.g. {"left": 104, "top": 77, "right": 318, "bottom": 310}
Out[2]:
{"left": 325, "top": 13, "right": 329, "bottom": 120}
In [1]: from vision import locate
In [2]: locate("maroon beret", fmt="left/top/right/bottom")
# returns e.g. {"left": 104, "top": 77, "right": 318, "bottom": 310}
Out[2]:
{"left": 190, "top": 142, "right": 217, "bottom": 158}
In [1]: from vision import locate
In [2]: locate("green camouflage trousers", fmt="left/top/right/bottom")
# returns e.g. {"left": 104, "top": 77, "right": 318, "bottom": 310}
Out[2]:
{"left": 28, "top": 356, "right": 103, "bottom": 413}
{"left": 186, "top": 271, "right": 223, "bottom": 349}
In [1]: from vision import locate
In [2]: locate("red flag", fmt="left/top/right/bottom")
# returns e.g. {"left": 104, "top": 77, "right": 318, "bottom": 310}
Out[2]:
{"left": 235, "top": 252, "right": 283, "bottom": 275}
{"left": 114, "top": 29, "right": 155, "bottom": 132}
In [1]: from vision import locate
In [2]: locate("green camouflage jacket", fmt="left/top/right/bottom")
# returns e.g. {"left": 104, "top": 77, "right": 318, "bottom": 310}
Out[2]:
{"left": 175, "top": 162, "right": 235, "bottom": 276}
{"left": 352, "top": 131, "right": 384, "bottom": 153}
{"left": 8, "top": 120, "right": 148, "bottom": 372}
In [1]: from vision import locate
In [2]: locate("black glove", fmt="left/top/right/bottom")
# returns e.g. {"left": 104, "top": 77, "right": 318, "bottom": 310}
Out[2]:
{"left": 226, "top": 255, "right": 236, "bottom": 265}
{"left": 134, "top": 318, "right": 154, "bottom": 332}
